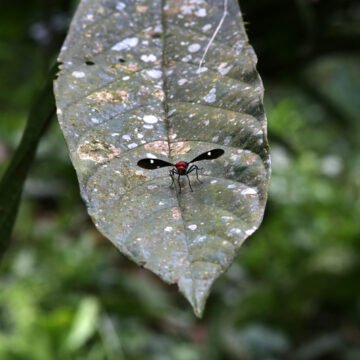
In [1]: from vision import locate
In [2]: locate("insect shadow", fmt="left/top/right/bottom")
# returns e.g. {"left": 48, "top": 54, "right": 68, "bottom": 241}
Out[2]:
{"left": 137, "top": 149, "right": 225, "bottom": 193}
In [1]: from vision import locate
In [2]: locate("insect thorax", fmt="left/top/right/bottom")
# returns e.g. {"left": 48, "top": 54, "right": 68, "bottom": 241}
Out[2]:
{"left": 175, "top": 161, "right": 188, "bottom": 174}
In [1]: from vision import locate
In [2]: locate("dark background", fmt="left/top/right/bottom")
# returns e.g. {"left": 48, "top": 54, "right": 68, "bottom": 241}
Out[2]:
{"left": 0, "top": 0, "right": 359, "bottom": 359}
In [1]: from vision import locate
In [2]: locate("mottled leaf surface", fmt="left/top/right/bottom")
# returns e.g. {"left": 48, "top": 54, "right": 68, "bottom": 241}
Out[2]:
{"left": 54, "top": 0, "right": 270, "bottom": 316}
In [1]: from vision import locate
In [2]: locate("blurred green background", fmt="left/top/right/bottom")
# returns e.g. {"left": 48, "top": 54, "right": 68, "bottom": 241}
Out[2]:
{"left": 0, "top": 0, "right": 359, "bottom": 359}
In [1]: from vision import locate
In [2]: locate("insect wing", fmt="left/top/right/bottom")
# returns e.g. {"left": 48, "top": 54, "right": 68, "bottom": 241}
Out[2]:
{"left": 190, "top": 149, "right": 225, "bottom": 163}
{"left": 137, "top": 158, "right": 174, "bottom": 170}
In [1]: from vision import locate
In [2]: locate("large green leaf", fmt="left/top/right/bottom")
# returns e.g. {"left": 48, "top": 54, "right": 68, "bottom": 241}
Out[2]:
{"left": 54, "top": 0, "right": 270, "bottom": 316}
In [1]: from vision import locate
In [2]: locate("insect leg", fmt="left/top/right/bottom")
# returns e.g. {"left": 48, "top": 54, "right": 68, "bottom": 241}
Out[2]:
{"left": 186, "top": 174, "right": 193, "bottom": 192}
{"left": 169, "top": 169, "right": 175, "bottom": 188}
{"left": 194, "top": 165, "right": 203, "bottom": 184}
{"left": 177, "top": 174, "right": 182, "bottom": 194}
{"left": 187, "top": 165, "right": 203, "bottom": 184}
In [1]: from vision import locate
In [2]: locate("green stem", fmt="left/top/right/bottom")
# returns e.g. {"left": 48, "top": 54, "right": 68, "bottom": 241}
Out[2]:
{"left": 0, "top": 65, "right": 57, "bottom": 262}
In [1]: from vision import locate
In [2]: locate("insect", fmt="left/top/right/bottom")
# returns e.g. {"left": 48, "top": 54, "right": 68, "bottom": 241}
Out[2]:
{"left": 137, "top": 149, "right": 225, "bottom": 193}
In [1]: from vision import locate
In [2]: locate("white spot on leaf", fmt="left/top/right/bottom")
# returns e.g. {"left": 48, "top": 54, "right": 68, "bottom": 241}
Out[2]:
{"left": 221, "top": 216, "right": 233, "bottom": 222}
{"left": 188, "top": 224, "right": 197, "bottom": 231}
{"left": 241, "top": 188, "right": 257, "bottom": 195}
{"left": 181, "top": 54, "right": 192, "bottom": 62}
{"left": 218, "top": 63, "right": 232, "bottom": 75}
{"left": 145, "top": 69, "right": 162, "bottom": 79}
{"left": 228, "top": 228, "right": 242, "bottom": 236}
{"left": 178, "top": 78, "right": 188, "bottom": 86}
{"left": 116, "top": 2, "right": 126, "bottom": 11}
{"left": 245, "top": 227, "right": 257, "bottom": 236}
{"left": 203, "top": 87, "right": 217, "bottom": 103}
{"left": 195, "top": 8, "right": 207, "bottom": 17}
{"left": 202, "top": 24, "right": 212, "bottom": 32}
{"left": 140, "top": 54, "right": 157, "bottom": 62}
{"left": 111, "top": 37, "right": 138, "bottom": 51}
{"left": 196, "top": 67, "right": 208, "bottom": 74}
{"left": 143, "top": 115, "right": 158, "bottom": 124}
{"left": 72, "top": 71, "right": 85, "bottom": 78}
{"left": 188, "top": 43, "right": 201, "bottom": 53}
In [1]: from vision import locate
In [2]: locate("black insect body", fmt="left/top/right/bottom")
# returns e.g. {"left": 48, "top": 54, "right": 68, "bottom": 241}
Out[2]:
{"left": 137, "top": 149, "right": 225, "bottom": 193}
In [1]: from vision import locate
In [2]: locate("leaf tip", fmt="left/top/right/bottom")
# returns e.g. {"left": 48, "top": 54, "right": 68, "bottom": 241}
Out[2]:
{"left": 178, "top": 273, "right": 217, "bottom": 318}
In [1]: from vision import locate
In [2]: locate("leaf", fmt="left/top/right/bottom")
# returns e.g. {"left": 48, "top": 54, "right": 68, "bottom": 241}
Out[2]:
{"left": 65, "top": 297, "right": 100, "bottom": 352}
{"left": 0, "top": 67, "right": 56, "bottom": 262}
{"left": 54, "top": 0, "right": 270, "bottom": 316}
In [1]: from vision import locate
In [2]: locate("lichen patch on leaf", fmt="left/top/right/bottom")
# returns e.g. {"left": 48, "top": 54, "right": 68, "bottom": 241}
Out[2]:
{"left": 77, "top": 139, "right": 120, "bottom": 163}
{"left": 88, "top": 90, "right": 129, "bottom": 105}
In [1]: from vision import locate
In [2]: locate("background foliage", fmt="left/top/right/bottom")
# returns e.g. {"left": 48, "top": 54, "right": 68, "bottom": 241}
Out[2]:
{"left": 0, "top": 0, "right": 359, "bottom": 359}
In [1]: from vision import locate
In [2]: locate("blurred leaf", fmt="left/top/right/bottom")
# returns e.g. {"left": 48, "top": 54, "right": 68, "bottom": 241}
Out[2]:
{"left": 239, "top": 324, "right": 290, "bottom": 359}
{"left": 0, "top": 66, "right": 56, "bottom": 262}
{"left": 98, "top": 315, "right": 125, "bottom": 360}
{"left": 308, "top": 245, "right": 357, "bottom": 274}
{"left": 295, "top": 333, "right": 345, "bottom": 360}
{"left": 54, "top": 0, "right": 270, "bottom": 316}
{"left": 65, "top": 297, "right": 100, "bottom": 352}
